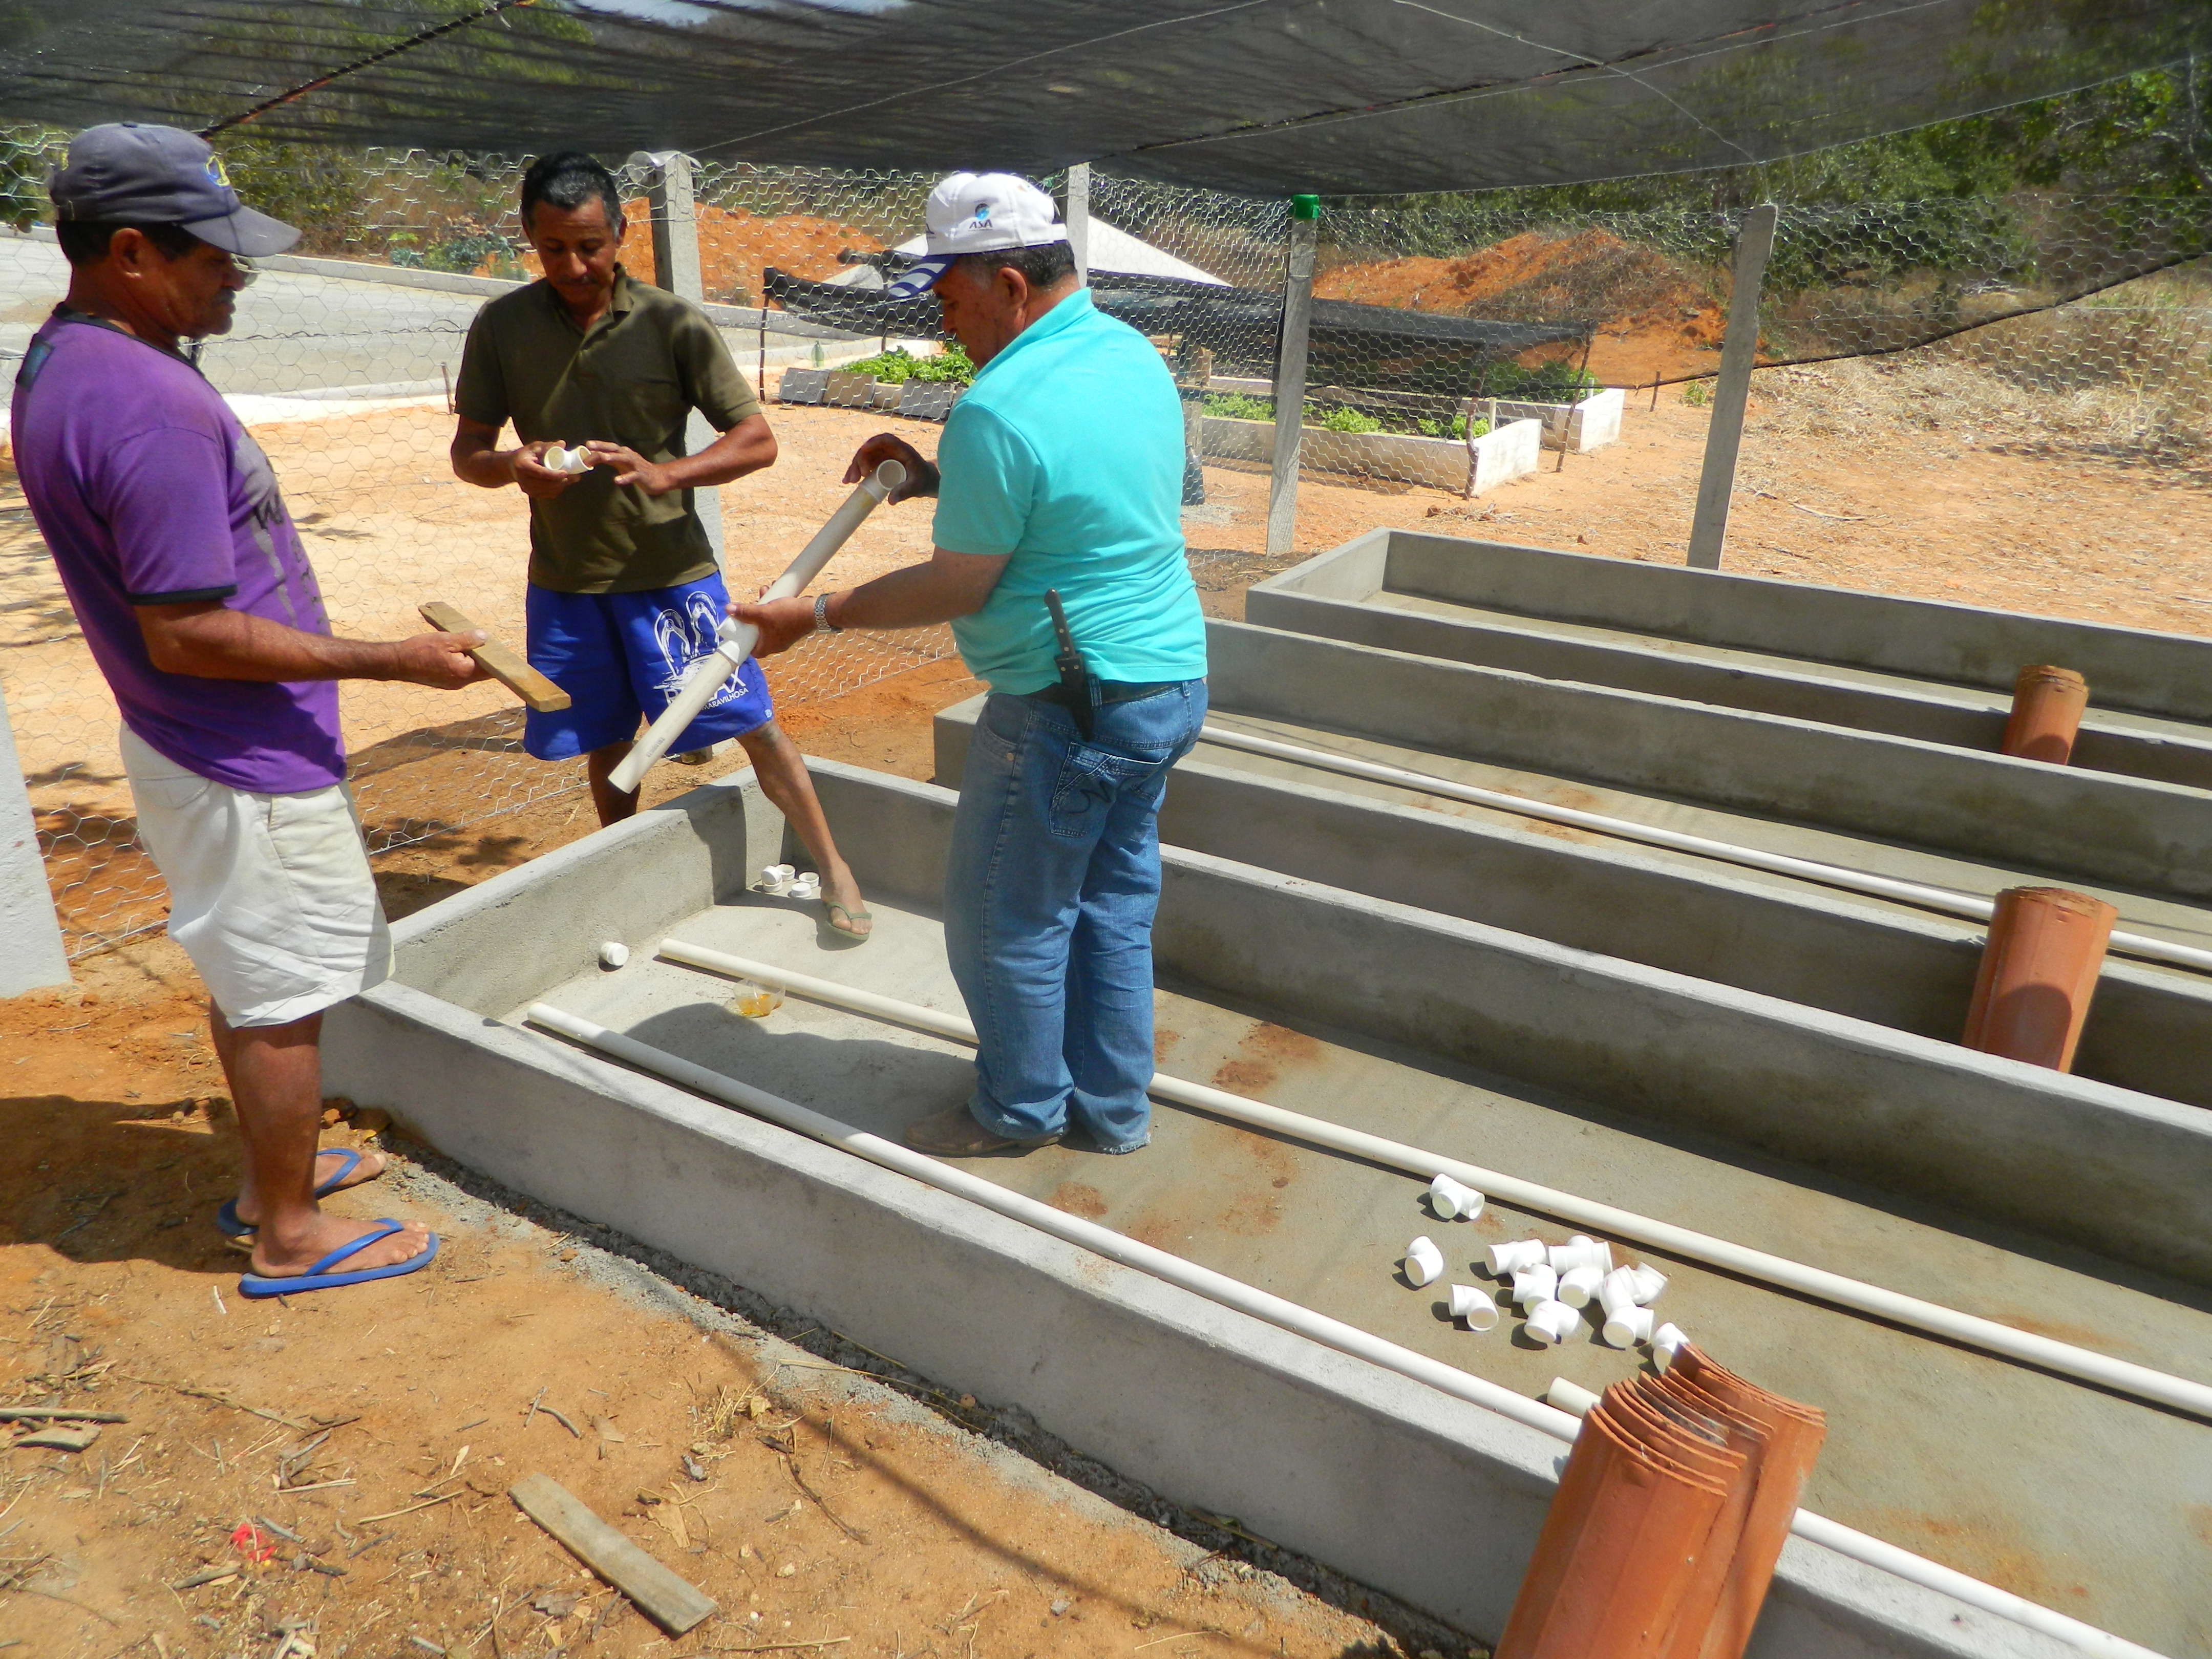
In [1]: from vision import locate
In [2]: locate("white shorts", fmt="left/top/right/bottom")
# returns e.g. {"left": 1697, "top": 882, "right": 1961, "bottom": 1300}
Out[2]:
{"left": 121, "top": 725, "right": 391, "bottom": 1028}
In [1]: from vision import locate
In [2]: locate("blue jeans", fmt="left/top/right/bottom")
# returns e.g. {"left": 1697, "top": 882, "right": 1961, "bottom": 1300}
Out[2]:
{"left": 944, "top": 679, "right": 1207, "bottom": 1151}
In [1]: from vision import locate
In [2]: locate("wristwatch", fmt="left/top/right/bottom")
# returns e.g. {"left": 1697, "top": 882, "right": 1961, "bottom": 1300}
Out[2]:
{"left": 813, "top": 593, "right": 840, "bottom": 634}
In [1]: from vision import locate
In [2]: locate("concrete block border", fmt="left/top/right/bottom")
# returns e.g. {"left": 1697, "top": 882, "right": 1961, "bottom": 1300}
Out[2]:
{"left": 1494, "top": 385, "right": 1624, "bottom": 452}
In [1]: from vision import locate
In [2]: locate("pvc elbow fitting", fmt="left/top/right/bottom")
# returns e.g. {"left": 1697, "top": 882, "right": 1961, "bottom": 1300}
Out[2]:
{"left": 1627, "top": 1263, "right": 1669, "bottom": 1306}
{"left": 1557, "top": 1265, "right": 1603, "bottom": 1309}
{"left": 598, "top": 941, "right": 629, "bottom": 969}
{"left": 1526, "top": 1300, "right": 1585, "bottom": 1346}
{"left": 1447, "top": 1283, "right": 1499, "bottom": 1331}
{"left": 1488, "top": 1238, "right": 1546, "bottom": 1277}
{"left": 1429, "top": 1172, "right": 1484, "bottom": 1221}
{"left": 1597, "top": 1267, "right": 1641, "bottom": 1320}
{"left": 1512, "top": 1263, "right": 1558, "bottom": 1309}
{"left": 1405, "top": 1236, "right": 1445, "bottom": 1288}
{"left": 1650, "top": 1322, "right": 1688, "bottom": 1371}
{"left": 1602, "top": 1306, "right": 1655, "bottom": 1348}
{"left": 1547, "top": 1235, "right": 1614, "bottom": 1277}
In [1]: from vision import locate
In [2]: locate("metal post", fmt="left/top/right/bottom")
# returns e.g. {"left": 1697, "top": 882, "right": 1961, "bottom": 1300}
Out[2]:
{"left": 1266, "top": 194, "right": 1320, "bottom": 559}
{"left": 0, "top": 683, "right": 70, "bottom": 994}
{"left": 643, "top": 151, "right": 725, "bottom": 568}
{"left": 1064, "top": 162, "right": 1091, "bottom": 287}
{"left": 1686, "top": 203, "right": 1778, "bottom": 571}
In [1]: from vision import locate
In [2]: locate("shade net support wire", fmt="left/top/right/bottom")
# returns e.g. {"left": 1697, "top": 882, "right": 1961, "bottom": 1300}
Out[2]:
{"left": 526, "top": 991, "right": 2172, "bottom": 1659}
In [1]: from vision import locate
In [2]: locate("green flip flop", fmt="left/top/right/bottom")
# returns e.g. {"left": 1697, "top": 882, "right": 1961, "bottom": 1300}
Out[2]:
{"left": 823, "top": 900, "right": 873, "bottom": 941}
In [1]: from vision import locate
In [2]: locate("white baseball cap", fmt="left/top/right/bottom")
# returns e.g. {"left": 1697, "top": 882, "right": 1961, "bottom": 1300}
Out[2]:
{"left": 883, "top": 172, "right": 1069, "bottom": 299}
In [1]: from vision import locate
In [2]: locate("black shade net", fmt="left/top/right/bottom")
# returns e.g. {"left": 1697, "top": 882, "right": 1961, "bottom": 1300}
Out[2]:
{"left": 1, "top": 1, "right": 2206, "bottom": 196}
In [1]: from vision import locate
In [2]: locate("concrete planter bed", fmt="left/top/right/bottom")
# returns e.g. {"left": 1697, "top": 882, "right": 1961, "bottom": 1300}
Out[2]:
{"left": 326, "top": 750, "right": 2212, "bottom": 1656}
{"left": 1200, "top": 413, "right": 1542, "bottom": 493}
{"left": 1248, "top": 527, "right": 2212, "bottom": 781}
{"left": 778, "top": 366, "right": 966, "bottom": 421}
{"left": 1490, "top": 386, "right": 1625, "bottom": 452}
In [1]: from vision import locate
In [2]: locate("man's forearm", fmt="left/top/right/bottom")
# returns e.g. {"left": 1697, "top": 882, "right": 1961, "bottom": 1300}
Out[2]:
{"left": 452, "top": 442, "right": 516, "bottom": 490}
{"left": 654, "top": 416, "right": 776, "bottom": 490}
{"left": 145, "top": 608, "right": 412, "bottom": 683}
{"left": 827, "top": 552, "right": 1003, "bottom": 632}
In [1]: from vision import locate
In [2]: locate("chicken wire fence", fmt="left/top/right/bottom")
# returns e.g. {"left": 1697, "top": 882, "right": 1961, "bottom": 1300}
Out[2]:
{"left": 4, "top": 124, "right": 2208, "bottom": 954}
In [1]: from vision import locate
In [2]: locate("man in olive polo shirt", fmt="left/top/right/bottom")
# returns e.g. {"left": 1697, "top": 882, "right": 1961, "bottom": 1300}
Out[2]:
{"left": 451, "top": 150, "right": 869, "bottom": 935}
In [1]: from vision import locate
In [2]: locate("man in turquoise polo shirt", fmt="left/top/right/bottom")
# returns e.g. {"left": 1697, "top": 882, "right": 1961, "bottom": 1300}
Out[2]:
{"left": 735, "top": 172, "right": 1206, "bottom": 1157}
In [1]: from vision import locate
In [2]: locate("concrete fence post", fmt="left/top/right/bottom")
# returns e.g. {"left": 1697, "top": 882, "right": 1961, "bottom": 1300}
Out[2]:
{"left": 1064, "top": 162, "right": 1091, "bottom": 287}
{"left": 640, "top": 151, "right": 725, "bottom": 568}
{"left": 1266, "top": 194, "right": 1321, "bottom": 559}
{"left": 0, "top": 680, "right": 71, "bottom": 995}
{"left": 1686, "top": 202, "right": 1778, "bottom": 571}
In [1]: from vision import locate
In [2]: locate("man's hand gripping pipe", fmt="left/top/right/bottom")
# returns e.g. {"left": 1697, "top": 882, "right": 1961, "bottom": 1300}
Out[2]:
{"left": 606, "top": 458, "right": 907, "bottom": 796}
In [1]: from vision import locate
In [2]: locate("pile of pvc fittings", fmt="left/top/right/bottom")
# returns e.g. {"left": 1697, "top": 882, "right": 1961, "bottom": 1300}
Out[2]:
{"left": 1402, "top": 1173, "right": 1685, "bottom": 1368}
{"left": 543, "top": 443, "right": 594, "bottom": 476}
{"left": 756, "top": 863, "right": 820, "bottom": 901}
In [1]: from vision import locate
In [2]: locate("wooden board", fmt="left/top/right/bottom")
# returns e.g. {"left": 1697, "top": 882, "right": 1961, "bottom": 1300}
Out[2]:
{"left": 418, "top": 601, "right": 570, "bottom": 713}
{"left": 508, "top": 1474, "right": 716, "bottom": 1634}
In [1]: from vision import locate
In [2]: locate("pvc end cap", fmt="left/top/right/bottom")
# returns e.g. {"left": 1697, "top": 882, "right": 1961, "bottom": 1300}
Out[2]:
{"left": 1447, "top": 1284, "right": 1499, "bottom": 1331}
{"left": 1526, "top": 1301, "right": 1584, "bottom": 1346}
{"left": 1429, "top": 1173, "right": 1483, "bottom": 1221}
{"left": 598, "top": 942, "right": 629, "bottom": 969}
{"left": 1488, "top": 1239, "right": 1544, "bottom": 1277}
{"left": 1602, "top": 1307, "right": 1655, "bottom": 1348}
{"left": 1405, "top": 1237, "right": 1444, "bottom": 1288}
{"left": 1558, "top": 1265, "right": 1603, "bottom": 1309}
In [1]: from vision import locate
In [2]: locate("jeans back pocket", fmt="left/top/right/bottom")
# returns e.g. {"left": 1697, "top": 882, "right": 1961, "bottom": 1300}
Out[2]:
{"left": 1047, "top": 741, "right": 1169, "bottom": 839}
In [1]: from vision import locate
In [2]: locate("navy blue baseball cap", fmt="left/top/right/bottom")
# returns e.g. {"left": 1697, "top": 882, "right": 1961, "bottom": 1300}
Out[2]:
{"left": 50, "top": 123, "right": 299, "bottom": 257}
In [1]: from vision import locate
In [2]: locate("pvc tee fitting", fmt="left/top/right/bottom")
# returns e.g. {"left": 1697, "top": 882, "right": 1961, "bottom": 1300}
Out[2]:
{"left": 1548, "top": 1235, "right": 1613, "bottom": 1277}
{"left": 1488, "top": 1238, "right": 1546, "bottom": 1277}
{"left": 1512, "top": 1263, "right": 1558, "bottom": 1309}
{"left": 1557, "top": 1265, "right": 1603, "bottom": 1309}
{"left": 1626, "top": 1263, "right": 1668, "bottom": 1306}
{"left": 1429, "top": 1172, "right": 1484, "bottom": 1221}
{"left": 1526, "top": 1300, "right": 1585, "bottom": 1346}
{"left": 1650, "top": 1322, "right": 1687, "bottom": 1370}
{"left": 544, "top": 444, "right": 592, "bottom": 475}
{"left": 1405, "top": 1236, "right": 1445, "bottom": 1288}
{"left": 1447, "top": 1284, "right": 1500, "bottom": 1331}
{"left": 1602, "top": 1306, "right": 1655, "bottom": 1349}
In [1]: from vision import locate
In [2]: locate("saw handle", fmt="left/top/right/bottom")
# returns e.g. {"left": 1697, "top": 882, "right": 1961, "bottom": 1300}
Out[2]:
{"left": 606, "top": 459, "right": 906, "bottom": 795}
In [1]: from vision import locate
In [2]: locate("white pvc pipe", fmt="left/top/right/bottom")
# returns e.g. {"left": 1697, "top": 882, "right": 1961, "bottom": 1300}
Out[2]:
{"left": 522, "top": 999, "right": 1579, "bottom": 1448}
{"left": 607, "top": 458, "right": 906, "bottom": 794}
{"left": 653, "top": 941, "right": 2212, "bottom": 1424}
{"left": 1537, "top": 1383, "right": 2168, "bottom": 1659}
{"left": 530, "top": 991, "right": 2170, "bottom": 1659}
{"left": 1195, "top": 724, "right": 2212, "bottom": 978}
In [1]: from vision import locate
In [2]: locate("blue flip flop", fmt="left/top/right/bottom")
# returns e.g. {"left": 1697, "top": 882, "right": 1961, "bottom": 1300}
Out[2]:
{"left": 216, "top": 1147, "right": 373, "bottom": 1249}
{"left": 238, "top": 1219, "right": 438, "bottom": 1299}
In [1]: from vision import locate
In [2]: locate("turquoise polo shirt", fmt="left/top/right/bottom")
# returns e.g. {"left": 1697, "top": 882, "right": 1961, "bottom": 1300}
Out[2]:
{"left": 930, "top": 288, "right": 1207, "bottom": 695}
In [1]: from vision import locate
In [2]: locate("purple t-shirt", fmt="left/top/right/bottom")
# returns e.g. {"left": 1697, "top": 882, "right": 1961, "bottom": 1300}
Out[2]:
{"left": 11, "top": 310, "right": 345, "bottom": 794}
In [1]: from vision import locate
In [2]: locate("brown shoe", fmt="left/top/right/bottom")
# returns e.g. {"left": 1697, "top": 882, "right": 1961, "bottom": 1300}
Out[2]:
{"left": 903, "top": 1105, "right": 1059, "bottom": 1157}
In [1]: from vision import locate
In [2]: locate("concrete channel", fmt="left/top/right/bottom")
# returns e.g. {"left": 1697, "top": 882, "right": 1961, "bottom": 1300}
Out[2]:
{"left": 325, "top": 759, "right": 2212, "bottom": 1657}
{"left": 929, "top": 701, "right": 2212, "bottom": 1110}
{"left": 1247, "top": 528, "right": 2212, "bottom": 788}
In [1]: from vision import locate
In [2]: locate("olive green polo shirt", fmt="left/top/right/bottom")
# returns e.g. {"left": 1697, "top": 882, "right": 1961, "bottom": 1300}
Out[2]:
{"left": 454, "top": 267, "right": 761, "bottom": 593}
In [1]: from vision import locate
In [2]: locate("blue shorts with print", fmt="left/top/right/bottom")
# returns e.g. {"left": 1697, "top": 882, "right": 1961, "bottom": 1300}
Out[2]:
{"left": 522, "top": 570, "right": 775, "bottom": 761}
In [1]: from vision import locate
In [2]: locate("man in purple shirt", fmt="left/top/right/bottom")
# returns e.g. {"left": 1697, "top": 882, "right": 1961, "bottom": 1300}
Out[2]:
{"left": 12, "top": 124, "right": 486, "bottom": 1296}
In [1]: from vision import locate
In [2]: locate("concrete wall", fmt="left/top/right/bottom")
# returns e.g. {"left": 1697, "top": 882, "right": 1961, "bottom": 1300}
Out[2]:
{"left": 1266, "top": 527, "right": 2212, "bottom": 722}
{"left": 1201, "top": 415, "right": 1475, "bottom": 491}
{"left": 931, "top": 700, "right": 2212, "bottom": 1110}
{"left": 1247, "top": 574, "right": 2212, "bottom": 792}
{"left": 0, "top": 684, "right": 69, "bottom": 996}
{"left": 1205, "top": 620, "right": 2212, "bottom": 903}
{"left": 321, "top": 760, "right": 2085, "bottom": 1659}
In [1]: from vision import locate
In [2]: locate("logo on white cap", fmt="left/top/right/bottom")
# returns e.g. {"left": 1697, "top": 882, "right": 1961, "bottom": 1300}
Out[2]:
{"left": 883, "top": 172, "right": 1068, "bottom": 299}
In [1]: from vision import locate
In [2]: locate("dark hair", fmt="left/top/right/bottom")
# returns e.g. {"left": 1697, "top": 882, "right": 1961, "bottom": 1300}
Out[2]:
{"left": 520, "top": 151, "right": 623, "bottom": 234}
{"left": 55, "top": 220, "right": 203, "bottom": 267}
{"left": 956, "top": 240, "right": 1077, "bottom": 290}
